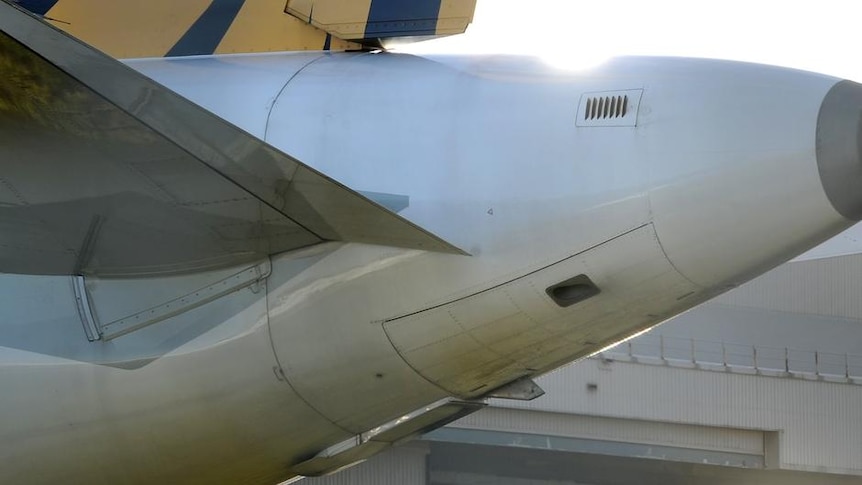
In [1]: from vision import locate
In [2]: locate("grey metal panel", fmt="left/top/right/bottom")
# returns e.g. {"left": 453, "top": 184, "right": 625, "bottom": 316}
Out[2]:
{"left": 305, "top": 444, "right": 429, "bottom": 485}
{"left": 653, "top": 304, "right": 862, "bottom": 356}
{"left": 426, "top": 427, "right": 764, "bottom": 468}
{"left": 608, "top": 337, "right": 862, "bottom": 382}
{"left": 292, "top": 399, "right": 484, "bottom": 477}
{"left": 713, "top": 252, "right": 862, "bottom": 321}
{"left": 426, "top": 440, "right": 862, "bottom": 485}
{"left": 452, "top": 407, "right": 764, "bottom": 456}
{"left": 0, "top": 3, "right": 461, "bottom": 276}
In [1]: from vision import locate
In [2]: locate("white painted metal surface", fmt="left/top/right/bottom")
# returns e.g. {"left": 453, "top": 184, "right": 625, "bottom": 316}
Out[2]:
{"left": 3, "top": 41, "right": 862, "bottom": 485}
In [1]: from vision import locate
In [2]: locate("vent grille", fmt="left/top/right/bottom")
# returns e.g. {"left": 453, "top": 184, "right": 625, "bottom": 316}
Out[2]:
{"left": 584, "top": 95, "right": 628, "bottom": 120}
{"left": 576, "top": 89, "right": 643, "bottom": 127}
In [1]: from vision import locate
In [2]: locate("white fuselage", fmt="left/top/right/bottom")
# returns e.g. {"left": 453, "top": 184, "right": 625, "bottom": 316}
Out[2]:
{"left": 0, "top": 52, "right": 856, "bottom": 484}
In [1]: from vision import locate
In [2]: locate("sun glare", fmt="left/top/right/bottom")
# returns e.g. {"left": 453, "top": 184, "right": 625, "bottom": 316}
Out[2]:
{"left": 537, "top": 48, "right": 612, "bottom": 72}
{"left": 398, "top": 0, "right": 862, "bottom": 82}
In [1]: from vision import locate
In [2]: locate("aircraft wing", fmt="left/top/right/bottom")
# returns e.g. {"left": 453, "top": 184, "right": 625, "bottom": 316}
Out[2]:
{"left": 0, "top": 2, "right": 463, "bottom": 277}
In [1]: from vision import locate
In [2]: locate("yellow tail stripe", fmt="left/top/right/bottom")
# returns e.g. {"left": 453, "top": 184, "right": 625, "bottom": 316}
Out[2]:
{"left": 217, "top": 0, "right": 325, "bottom": 53}
{"left": 34, "top": 0, "right": 468, "bottom": 57}
{"left": 45, "top": 0, "right": 212, "bottom": 58}
{"left": 436, "top": 0, "right": 477, "bottom": 36}
{"left": 285, "top": 0, "right": 372, "bottom": 40}
{"left": 217, "top": 0, "right": 364, "bottom": 53}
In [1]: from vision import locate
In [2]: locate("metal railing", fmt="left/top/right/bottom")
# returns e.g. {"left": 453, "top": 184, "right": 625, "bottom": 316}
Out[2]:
{"left": 597, "top": 334, "right": 862, "bottom": 381}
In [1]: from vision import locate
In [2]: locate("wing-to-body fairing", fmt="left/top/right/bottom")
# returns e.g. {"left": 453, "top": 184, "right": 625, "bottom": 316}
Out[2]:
{"left": 3, "top": 1, "right": 862, "bottom": 484}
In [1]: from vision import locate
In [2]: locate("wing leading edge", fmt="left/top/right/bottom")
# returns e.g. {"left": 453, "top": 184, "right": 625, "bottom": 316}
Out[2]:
{"left": 0, "top": 2, "right": 464, "bottom": 277}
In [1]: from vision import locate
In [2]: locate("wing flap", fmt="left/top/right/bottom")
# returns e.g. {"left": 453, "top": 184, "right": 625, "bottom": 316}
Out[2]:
{"left": 0, "top": 2, "right": 463, "bottom": 276}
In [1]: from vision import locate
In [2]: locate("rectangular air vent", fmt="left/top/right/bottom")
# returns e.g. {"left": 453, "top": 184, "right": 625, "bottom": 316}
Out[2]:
{"left": 576, "top": 89, "right": 643, "bottom": 127}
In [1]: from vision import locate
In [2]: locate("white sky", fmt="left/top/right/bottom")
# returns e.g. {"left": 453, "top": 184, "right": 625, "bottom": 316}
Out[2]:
{"left": 400, "top": 0, "right": 862, "bottom": 80}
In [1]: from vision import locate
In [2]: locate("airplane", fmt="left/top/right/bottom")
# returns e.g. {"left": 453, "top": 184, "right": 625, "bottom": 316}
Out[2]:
{"left": 2, "top": 0, "right": 861, "bottom": 483}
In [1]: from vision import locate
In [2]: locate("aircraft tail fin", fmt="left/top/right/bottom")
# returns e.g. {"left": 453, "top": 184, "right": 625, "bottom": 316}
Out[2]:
{"left": 13, "top": 0, "right": 475, "bottom": 59}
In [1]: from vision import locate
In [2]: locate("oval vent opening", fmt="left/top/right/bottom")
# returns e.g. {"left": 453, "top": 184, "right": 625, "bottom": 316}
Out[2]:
{"left": 546, "top": 274, "right": 600, "bottom": 308}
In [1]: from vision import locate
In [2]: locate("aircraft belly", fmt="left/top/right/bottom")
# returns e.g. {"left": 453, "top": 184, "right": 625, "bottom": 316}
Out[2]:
{"left": 382, "top": 223, "right": 700, "bottom": 397}
{"left": 264, "top": 201, "right": 656, "bottom": 436}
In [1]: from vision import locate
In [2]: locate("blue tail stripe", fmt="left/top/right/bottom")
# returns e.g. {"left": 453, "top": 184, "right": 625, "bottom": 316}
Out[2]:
{"left": 365, "top": 0, "right": 441, "bottom": 37}
{"left": 16, "top": 0, "right": 60, "bottom": 16}
{"left": 167, "top": 0, "right": 246, "bottom": 57}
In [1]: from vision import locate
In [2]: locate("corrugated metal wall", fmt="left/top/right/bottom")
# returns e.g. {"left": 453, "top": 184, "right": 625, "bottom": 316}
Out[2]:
{"left": 715, "top": 253, "right": 862, "bottom": 320}
{"left": 485, "top": 358, "right": 862, "bottom": 475}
